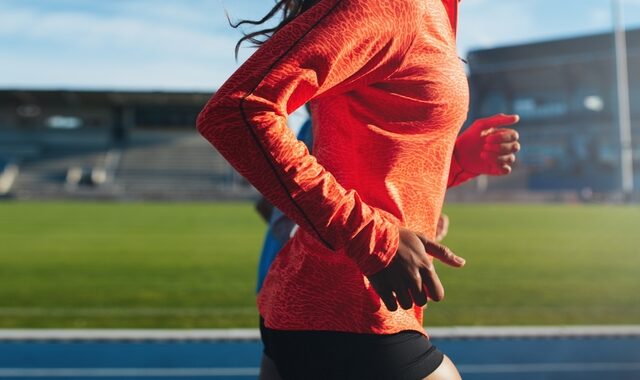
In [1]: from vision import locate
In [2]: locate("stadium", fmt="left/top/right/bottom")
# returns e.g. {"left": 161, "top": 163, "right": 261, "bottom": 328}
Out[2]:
{"left": 1, "top": 5, "right": 639, "bottom": 380}
{"left": 1, "top": 29, "right": 639, "bottom": 202}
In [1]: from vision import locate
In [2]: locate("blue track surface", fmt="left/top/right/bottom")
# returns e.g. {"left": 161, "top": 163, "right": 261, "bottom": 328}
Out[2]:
{"left": 1, "top": 336, "right": 639, "bottom": 379}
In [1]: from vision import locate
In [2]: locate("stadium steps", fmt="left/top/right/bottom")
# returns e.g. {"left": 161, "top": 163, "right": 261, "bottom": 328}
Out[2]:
{"left": 5, "top": 131, "right": 255, "bottom": 200}
{"left": 114, "top": 132, "right": 254, "bottom": 200}
{"left": 10, "top": 149, "right": 116, "bottom": 199}
{"left": 0, "top": 161, "right": 19, "bottom": 196}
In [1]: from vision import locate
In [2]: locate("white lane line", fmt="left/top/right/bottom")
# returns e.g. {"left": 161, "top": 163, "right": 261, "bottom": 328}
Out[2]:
{"left": 1, "top": 363, "right": 640, "bottom": 377}
{"left": 0, "top": 368, "right": 259, "bottom": 377}
{"left": 2, "top": 326, "right": 640, "bottom": 342}
{"left": 0, "top": 307, "right": 257, "bottom": 317}
{"left": 428, "top": 325, "right": 640, "bottom": 339}
{"left": 459, "top": 362, "right": 640, "bottom": 374}
{"left": 0, "top": 329, "right": 261, "bottom": 342}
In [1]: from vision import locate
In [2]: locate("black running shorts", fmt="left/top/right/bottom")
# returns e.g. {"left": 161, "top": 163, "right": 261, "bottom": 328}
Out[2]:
{"left": 260, "top": 318, "right": 445, "bottom": 380}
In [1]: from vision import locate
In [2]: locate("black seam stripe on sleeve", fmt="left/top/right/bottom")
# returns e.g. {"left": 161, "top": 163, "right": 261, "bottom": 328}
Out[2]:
{"left": 238, "top": 0, "right": 344, "bottom": 251}
{"left": 450, "top": 149, "right": 466, "bottom": 186}
{"left": 450, "top": 148, "right": 481, "bottom": 186}
{"left": 449, "top": 150, "right": 464, "bottom": 186}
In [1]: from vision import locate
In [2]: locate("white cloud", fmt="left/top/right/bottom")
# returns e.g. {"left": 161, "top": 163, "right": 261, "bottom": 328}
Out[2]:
{"left": 0, "top": 4, "right": 235, "bottom": 60}
{"left": 457, "top": 0, "right": 640, "bottom": 56}
{"left": 3, "top": 0, "right": 635, "bottom": 90}
{"left": 113, "top": 1, "right": 215, "bottom": 25}
{"left": 621, "top": 0, "right": 640, "bottom": 26}
{"left": 589, "top": 7, "right": 611, "bottom": 29}
{"left": 458, "top": 1, "right": 538, "bottom": 54}
{"left": 0, "top": 1, "right": 243, "bottom": 90}
{"left": 0, "top": 5, "right": 34, "bottom": 34}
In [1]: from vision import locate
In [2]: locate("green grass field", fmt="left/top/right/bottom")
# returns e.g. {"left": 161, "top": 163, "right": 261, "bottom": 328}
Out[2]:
{"left": 0, "top": 202, "right": 638, "bottom": 328}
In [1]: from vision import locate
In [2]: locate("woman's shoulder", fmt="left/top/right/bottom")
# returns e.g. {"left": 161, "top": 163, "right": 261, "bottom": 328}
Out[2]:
{"left": 333, "top": 0, "right": 421, "bottom": 24}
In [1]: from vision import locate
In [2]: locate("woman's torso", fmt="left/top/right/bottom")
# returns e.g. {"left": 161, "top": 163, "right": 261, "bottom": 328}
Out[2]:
{"left": 259, "top": 0, "right": 469, "bottom": 335}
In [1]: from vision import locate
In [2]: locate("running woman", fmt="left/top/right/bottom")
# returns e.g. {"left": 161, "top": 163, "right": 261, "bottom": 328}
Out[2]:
{"left": 198, "top": 0, "right": 520, "bottom": 378}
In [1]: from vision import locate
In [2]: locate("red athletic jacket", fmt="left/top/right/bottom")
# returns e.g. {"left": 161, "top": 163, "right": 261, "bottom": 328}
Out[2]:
{"left": 197, "top": 0, "right": 471, "bottom": 335}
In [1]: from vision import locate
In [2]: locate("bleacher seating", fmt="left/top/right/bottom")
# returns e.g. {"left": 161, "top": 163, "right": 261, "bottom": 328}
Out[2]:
{"left": 9, "top": 148, "right": 108, "bottom": 199}
{"left": 114, "top": 131, "right": 253, "bottom": 200}
{"left": 4, "top": 130, "right": 254, "bottom": 200}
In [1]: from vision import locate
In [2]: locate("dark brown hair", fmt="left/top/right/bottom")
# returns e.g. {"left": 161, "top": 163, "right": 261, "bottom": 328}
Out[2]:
{"left": 230, "top": 0, "right": 320, "bottom": 59}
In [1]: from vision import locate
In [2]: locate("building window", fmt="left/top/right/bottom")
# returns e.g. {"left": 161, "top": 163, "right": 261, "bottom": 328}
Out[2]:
{"left": 512, "top": 93, "right": 568, "bottom": 119}
{"left": 479, "top": 91, "right": 508, "bottom": 117}
{"left": 134, "top": 105, "right": 200, "bottom": 129}
{"left": 46, "top": 115, "right": 83, "bottom": 130}
{"left": 16, "top": 105, "right": 41, "bottom": 118}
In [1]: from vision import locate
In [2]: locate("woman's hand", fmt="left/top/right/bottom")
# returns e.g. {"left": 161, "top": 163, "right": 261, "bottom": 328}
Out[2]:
{"left": 435, "top": 214, "right": 449, "bottom": 243}
{"left": 454, "top": 113, "right": 521, "bottom": 176}
{"left": 367, "top": 227, "right": 466, "bottom": 311}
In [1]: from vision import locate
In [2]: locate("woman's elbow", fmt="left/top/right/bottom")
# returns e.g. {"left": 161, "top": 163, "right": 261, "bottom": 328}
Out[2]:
{"left": 196, "top": 96, "right": 227, "bottom": 144}
{"left": 196, "top": 91, "right": 246, "bottom": 141}
{"left": 196, "top": 104, "right": 215, "bottom": 137}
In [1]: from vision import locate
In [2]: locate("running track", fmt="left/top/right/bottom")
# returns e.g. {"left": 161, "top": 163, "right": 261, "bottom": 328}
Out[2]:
{"left": 1, "top": 327, "right": 639, "bottom": 380}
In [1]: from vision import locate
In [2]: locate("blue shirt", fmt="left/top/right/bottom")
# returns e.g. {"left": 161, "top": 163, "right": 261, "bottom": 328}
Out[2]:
{"left": 256, "top": 119, "right": 313, "bottom": 292}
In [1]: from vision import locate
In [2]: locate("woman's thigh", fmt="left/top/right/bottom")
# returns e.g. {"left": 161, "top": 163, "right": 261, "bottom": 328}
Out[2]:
{"left": 423, "top": 355, "right": 462, "bottom": 380}
{"left": 259, "top": 354, "right": 283, "bottom": 380}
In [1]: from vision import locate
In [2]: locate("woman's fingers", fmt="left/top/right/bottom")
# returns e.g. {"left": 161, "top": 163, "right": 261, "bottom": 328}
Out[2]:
{"left": 416, "top": 234, "right": 466, "bottom": 268}
{"left": 478, "top": 114, "right": 520, "bottom": 130}
{"left": 497, "top": 154, "right": 517, "bottom": 165}
{"left": 394, "top": 286, "right": 414, "bottom": 310}
{"left": 370, "top": 273, "right": 420, "bottom": 311}
{"left": 415, "top": 235, "right": 464, "bottom": 301}
{"left": 482, "top": 141, "right": 521, "bottom": 154}
{"left": 480, "top": 128, "right": 519, "bottom": 177}
{"left": 483, "top": 128, "right": 519, "bottom": 143}
{"left": 479, "top": 150, "right": 517, "bottom": 176}
{"left": 483, "top": 161, "right": 513, "bottom": 176}
{"left": 408, "top": 270, "right": 428, "bottom": 307}
{"left": 498, "top": 164, "right": 512, "bottom": 175}
{"left": 369, "top": 278, "right": 398, "bottom": 312}
{"left": 435, "top": 214, "right": 449, "bottom": 243}
{"left": 368, "top": 228, "right": 466, "bottom": 311}
{"left": 420, "top": 266, "right": 445, "bottom": 302}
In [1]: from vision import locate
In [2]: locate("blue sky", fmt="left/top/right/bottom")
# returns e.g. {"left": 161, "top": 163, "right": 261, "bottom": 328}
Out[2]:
{"left": 1, "top": 0, "right": 640, "bottom": 91}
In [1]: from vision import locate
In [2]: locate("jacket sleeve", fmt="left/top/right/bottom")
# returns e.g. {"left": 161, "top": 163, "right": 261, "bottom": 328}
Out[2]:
{"left": 447, "top": 146, "right": 477, "bottom": 188}
{"left": 196, "top": 0, "right": 417, "bottom": 275}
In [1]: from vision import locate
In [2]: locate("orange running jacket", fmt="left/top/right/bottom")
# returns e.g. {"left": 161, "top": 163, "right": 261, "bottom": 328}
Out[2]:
{"left": 197, "top": 0, "right": 471, "bottom": 336}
